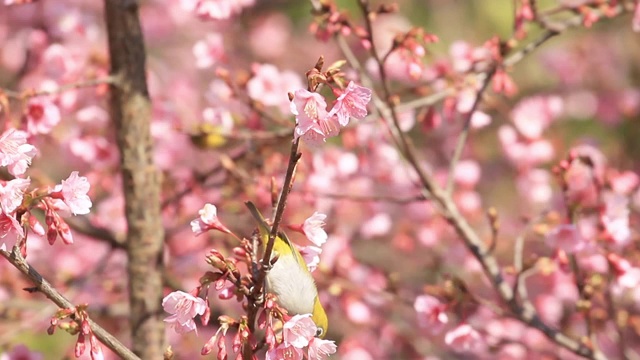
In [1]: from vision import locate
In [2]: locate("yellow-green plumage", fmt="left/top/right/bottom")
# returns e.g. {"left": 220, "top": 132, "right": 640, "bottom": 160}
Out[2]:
{"left": 246, "top": 202, "right": 328, "bottom": 338}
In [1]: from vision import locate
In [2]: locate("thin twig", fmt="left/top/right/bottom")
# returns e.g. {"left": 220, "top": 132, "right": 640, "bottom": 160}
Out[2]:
{"left": 1, "top": 77, "right": 116, "bottom": 100}
{"left": 0, "top": 246, "right": 140, "bottom": 360}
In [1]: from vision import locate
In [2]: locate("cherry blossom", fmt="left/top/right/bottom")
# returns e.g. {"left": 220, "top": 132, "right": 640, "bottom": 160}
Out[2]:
{"left": 25, "top": 97, "right": 62, "bottom": 135}
{"left": 190, "top": 203, "right": 231, "bottom": 235}
{"left": 283, "top": 314, "right": 317, "bottom": 348}
{"left": 300, "top": 212, "right": 328, "bottom": 246}
{"left": 0, "top": 129, "right": 37, "bottom": 177}
{"left": 546, "top": 224, "right": 587, "bottom": 254}
{"left": 290, "top": 89, "right": 340, "bottom": 146}
{"left": 328, "top": 81, "right": 372, "bottom": 126}
{"left": 266, "top": 343, "right": 303, "bottom": 360}
{"left": 308, "top": 337, "right": 337, "bottom": 360}
{"left": 162, "top": 291, "right": 207, "bottom": 334}
{"left": 601, "top": 192, "right": 631, "bottom": 246}
{"left": 192, "top": 33, "right": 225, "bottom": 69}
{"left": 0, "top": 344, "right": 43, "bottom": 360}
{"left": 0, "top": 178, "right": 30, "bottom": 214}
{"left": 50, "top": 172, "right": 92, "bottom": 215}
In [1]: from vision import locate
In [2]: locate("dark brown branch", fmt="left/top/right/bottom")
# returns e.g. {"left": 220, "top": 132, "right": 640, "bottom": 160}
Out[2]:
{"left": 104, "top": 0, "right": 165, "bottom": 358}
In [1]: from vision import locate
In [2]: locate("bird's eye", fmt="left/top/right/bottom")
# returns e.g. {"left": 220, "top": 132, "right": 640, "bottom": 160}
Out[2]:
{"left": 315, "top": 328, "right": 324, "bottom": 337}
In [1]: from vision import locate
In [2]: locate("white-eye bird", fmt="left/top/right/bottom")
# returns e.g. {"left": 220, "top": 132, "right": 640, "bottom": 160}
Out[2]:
{"left": 246, "top": 201, "right": 328, "bottom": 338}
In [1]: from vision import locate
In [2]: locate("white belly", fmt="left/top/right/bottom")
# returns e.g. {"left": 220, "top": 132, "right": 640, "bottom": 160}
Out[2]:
{"left": 266, "top": 255, "right": 317, "bottom": 315}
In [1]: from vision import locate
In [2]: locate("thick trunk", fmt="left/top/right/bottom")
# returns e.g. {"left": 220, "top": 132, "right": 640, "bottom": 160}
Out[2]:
{"left": 104, "top": 1, "right": 165, "bottom": 358}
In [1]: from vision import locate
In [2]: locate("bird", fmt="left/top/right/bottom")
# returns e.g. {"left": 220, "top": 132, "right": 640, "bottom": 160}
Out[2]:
{"left": 245, "top": 201, "right": 328, "bottom": 338}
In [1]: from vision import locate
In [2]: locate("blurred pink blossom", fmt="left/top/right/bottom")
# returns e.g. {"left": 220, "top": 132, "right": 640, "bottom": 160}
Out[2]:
{"left": 601, "top": 192, "right": 631, "bottom": 246}
{"left": 360, "top": 212, "right": 392, "bottom": 239}
{"left": 414, "top": 294, "right": 448, "bottom": 333}
{"left": 453, "top": 160, "right": 481, "bottom": 188}
{"left": 609, "top": 171, "right": 639, "bottom": 195}
{"left": 511, "top": 96, "right": 563, "bottom": 140}
{"left": 299, "top": 245, "right": 322, "bottom": 272}
{"left": 192, "top": 33, "right": 225, "bottom": 69}
{"left": 162, "top": 290, "right": 207, "bottom": 334}
{"left": 444, "top": 324, "right": 483, "bottom": 352}
{"left": 247, "top": 64, "right": 303, "bottom": 112}
{"left": 25, "top": 97, "right": 61, "bottom": 135}
{"left": 0, "top": 344, "right": 43, "bottom": 360}
{"left": 608, "top": 254, "right": 640, "bottom": 289}
{"left": 194, "top": 0, "right": 255, "bottom": 20}
{"left": 546, "top": 224, "right": 587, "bottom": 254}
{"left": 634, "top": 1, "right": 640, "bottom": 32}
{"left": 517, "top": 169, "right": 552, "bottom": 204}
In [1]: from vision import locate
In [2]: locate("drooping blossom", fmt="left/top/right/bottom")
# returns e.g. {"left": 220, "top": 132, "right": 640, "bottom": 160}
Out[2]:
{"left": 0, "top": 177, "right": 30, "bottom": 214}
{"left": 0, "top": 128, "right": 37, "bottom": 176}
{"left": 25, "top": 97, "right": 61, "bottom": 135}
{"left": 50, "top": 172, "right": 92, "bottom": 215}
{"left": 328, "top": 81, "right": 372, "bottom": 126}
{"left": 546, "top": 224, "right": 588, "bottom": 254}
{"left": 444, "top": 324, "right": 483, "bottom": 352}
{"left": 190, "top": 203, "right": 231, "bottom": 235}
{"left": 308, "top": 337, "right": 337, "bottom": 360}
{"left": 414, "top": 294, "right": 448, "bottom": 333}
{"left": 299, "top": 212, "right": 328, "bottom": 246}
{"left": 283, "top": 314, "right": 317, "bottom": 348}
{"left": 162, "top": 291, "right": 207, "bottom": 334}
{"left": 266, "top": 343, "right": 303, "bottom": 360}
{"left": 192, "top": 33, "right": 225, "bottom": 69}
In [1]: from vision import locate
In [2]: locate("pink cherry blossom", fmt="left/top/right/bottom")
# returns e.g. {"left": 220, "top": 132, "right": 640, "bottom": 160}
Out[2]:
{"left": 414, "top": 294, "right": 448, "bottom": 333}
{"left": 0, "top": 213, "right": 24, "bottom": 239}
{"left": 190, "top": 203, "right": 231, "bottom": 235}
{"left": 299, "top": 245, "right": 322, "bottom": 272}
{"left": 302, "top": 212, "right": 328, "bottom": 246}
{"left": 0, "top": 178, "right": 30, "bottom": 214}
{"left": 25, "top": 97, "right": 61, "bottom": 135}
{"left": 290, "top": 89, "right": 340, "bottom": 146}
{"left": 453, "top": 160, "right": 481, "bottom": 188}
{"left": 546, "top": 224, "right": 587, "bottom": 254}
{"left": 328, "top": 81, "right": 372, "bottom": 126}
{"left": 444, "top": 324, "right": 483, "bottom": 352}
{"left": 0, "top": 128, "right": 37, "bottom": 176}
{"left": 308, "top": 337, "right": 337, "bottom": 360}
{"left": 283, "top": 313, "right": 316, "bottom": 348}
{"left": 51, "top": 171, "right": 92, "bottom": 215}
{"left": 266, "top": 343, "right": 303, "bottom": 360}
{"left": 162, "top": 291, "right": 207, "bottom": 334}
{"left": 192, "top": 33, "right": 225, "bottom": 69}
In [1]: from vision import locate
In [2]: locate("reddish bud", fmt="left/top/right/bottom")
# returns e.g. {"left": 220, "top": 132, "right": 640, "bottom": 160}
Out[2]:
{"left": 59, "top": 221, "right": 73, "bottom": 245}
{"left": 47, "top": 226, "right": 57, "bottom": 245}
{"left": 75, "top": 333, "right": 86, "bottom": 357}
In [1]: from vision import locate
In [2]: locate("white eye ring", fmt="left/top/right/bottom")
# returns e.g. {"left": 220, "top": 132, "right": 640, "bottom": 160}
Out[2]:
{"left": 315, "top": 328, "right": 324, "bottom": 337}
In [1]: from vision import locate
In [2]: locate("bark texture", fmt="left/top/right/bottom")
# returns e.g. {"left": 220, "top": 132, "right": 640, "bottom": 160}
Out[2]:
{"left": 104, "top": 1, "right": 165, "bottom": 358}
